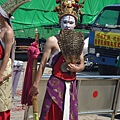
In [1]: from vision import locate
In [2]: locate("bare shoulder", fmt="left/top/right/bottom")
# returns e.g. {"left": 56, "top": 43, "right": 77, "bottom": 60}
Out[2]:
{"left": 46, "top": 36, "right": 57, "bottom": 46}
{"left": 3, "top": 28, "right": 14, "bottom": 43}
{"left": 5, "top": 28, "right": 14, "bottom": 37}
{"left": 47, "top": 36, "right": 57, "bottom": 43}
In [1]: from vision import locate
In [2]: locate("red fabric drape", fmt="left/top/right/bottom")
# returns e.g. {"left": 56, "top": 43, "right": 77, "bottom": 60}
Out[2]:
{"left": 46, "top": 102, "right": 63, "bottom": 120}
{"left": 0, "top": 43, "right": 4, "bottom": 59}
{"left": 0, "top": 110, "right": 10, "bottom": 120}
{"left": 21, "top": 42, "right": 40, "bottom": 106}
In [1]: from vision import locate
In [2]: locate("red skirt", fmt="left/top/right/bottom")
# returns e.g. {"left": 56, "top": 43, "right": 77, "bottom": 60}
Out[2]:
{"left": 46, "top": 102, "right": 63, "bottom": 120}
{"left": 0, "top": 110, "right": 10, "bottom": 120}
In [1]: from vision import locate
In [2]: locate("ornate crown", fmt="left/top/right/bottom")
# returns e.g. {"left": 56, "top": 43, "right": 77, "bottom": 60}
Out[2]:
{"left": 54, "top": 0, "right": 85, "bottom": 21}
{"left": 1, "top": 0, "right": 30, "bottom": 15}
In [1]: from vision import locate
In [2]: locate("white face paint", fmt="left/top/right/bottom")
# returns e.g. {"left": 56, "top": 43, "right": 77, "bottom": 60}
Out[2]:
{"left": 60, "top": 15, "right": 76, "bottom": 30}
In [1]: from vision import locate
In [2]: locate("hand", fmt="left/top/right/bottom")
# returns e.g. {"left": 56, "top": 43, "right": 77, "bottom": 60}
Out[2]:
{"left": 67, "top": 63, "right": 79, "bottom": 72}
{"left": 30, "top": 84, "right": 39, "bottom": 96}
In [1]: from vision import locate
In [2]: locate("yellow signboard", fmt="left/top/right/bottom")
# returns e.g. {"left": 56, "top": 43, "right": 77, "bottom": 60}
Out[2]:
{"left": 94, "top": 31, "right": 120, "bottom": 49}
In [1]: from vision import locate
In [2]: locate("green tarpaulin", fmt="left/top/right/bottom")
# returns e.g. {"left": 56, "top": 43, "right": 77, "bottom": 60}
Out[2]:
{"left": 1, "top": 0, "right": 120, "bottom": 39}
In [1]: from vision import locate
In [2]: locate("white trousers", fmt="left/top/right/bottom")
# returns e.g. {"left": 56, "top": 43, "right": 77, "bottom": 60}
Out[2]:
{"left": 63, "top": 82, "right": 70, "bottom": 120}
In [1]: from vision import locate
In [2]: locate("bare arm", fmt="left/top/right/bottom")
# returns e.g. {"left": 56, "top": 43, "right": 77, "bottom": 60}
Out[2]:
{"left": 30, "top": 36, "right": 55, "bottom": 96}
{"left": 0, "top": 30, "right": 14, "bottom": 82}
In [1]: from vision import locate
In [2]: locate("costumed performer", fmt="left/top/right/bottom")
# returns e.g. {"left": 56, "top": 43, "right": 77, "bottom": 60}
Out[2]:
{"left": 30, "top": 0, "right": 85, "bottom": 120}
{"left": 0, "top": 6, "right": 15, "bottom": 120}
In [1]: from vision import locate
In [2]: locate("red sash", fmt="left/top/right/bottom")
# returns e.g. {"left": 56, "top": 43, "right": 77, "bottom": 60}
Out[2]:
{"left": 0, "top": 110, "right": 10, "bottom": 120}
{"left": 0, "top": 43, "right": 4, "bottom": 59}
{"left": 52, "top": 52, "right": 76, "bottom": 81}
{"left": 46, "top": 101, "right": 63, "bottom": 120}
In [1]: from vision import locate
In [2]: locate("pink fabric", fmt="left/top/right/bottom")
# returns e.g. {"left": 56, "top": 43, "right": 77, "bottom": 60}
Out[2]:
{"left": 21, "top": 42, "right": 40, "bottom": 106}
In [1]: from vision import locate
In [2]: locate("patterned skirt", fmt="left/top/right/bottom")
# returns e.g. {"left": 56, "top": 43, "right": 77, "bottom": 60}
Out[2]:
{"left": 40, "top": 75, "right": 78, "bottom": 120}
{"left": 0, "top": 58, "right": 12, "bottom": 112}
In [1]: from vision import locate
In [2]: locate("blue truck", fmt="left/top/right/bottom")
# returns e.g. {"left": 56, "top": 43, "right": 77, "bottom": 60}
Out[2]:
{"left": 88, "top": 4, "right": 120, "bottom": 75}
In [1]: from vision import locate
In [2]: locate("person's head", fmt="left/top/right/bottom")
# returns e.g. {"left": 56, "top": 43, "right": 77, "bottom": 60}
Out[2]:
{"left": 60, "top": 15, "right": 76, "bottom": 30}
{"left": 54, "top": 0, "right": 85, "bottom": 30}
{"left": 0, "top": 6, "right": 9, "bottom": 19}
{"left": 0, "top": 6, "right": 11, "bottom": 27}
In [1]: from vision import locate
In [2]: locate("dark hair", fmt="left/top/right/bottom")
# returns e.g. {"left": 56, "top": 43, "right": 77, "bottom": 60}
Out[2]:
{"left": 4, "top": 13, "right": 12, "bottom": 27}
{"left": 5, "top": 18, "right": 11, "bottom": 27}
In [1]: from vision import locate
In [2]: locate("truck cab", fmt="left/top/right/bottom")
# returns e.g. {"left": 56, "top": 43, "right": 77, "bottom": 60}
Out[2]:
{"left": 88, "top": 4, "right": 120, "bottom": 75}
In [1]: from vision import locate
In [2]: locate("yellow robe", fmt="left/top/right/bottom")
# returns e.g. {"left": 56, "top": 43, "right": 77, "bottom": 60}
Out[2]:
{"left": 0, "top": 58, "right": 12, "bottom": 112}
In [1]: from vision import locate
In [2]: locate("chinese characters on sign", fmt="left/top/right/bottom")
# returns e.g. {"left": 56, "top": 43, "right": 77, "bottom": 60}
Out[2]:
{"left": 94, "top": 31, "right": 120, "bottom": 49}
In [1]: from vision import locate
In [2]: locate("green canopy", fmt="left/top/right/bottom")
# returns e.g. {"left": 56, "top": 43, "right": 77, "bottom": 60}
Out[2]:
{"left": 11, "top": 0, "right": 58, "bottom": 31}
{"left": 0, "top": 0, "right": 7, "bottom": 5}
{"left": 1, "top": 0, "right": 120, "bottom": 39}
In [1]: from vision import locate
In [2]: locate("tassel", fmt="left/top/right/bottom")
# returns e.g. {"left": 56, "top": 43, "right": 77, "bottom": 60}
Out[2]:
{"left": 75, "top": 0, "right": 79, "bottom": 3}
{"left": 56, "top": 0, "right": 62, "bottom": 4}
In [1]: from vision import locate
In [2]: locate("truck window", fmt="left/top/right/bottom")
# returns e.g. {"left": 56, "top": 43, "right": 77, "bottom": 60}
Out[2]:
{"left": 95, "top": 10, "right": 119, "bottom": 26}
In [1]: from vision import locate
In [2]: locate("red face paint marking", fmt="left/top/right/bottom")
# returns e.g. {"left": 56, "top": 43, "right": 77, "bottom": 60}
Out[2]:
{"left": 93, "top": 91, "right": 98, "bottom": 98}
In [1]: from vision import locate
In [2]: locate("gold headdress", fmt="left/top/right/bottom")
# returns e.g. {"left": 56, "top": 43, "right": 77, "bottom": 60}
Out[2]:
{"left": 1, "top": 0, "right": 30, "bottom": 15}
{"left": 54, "top": 0, "right": 85, "bottom": 21}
